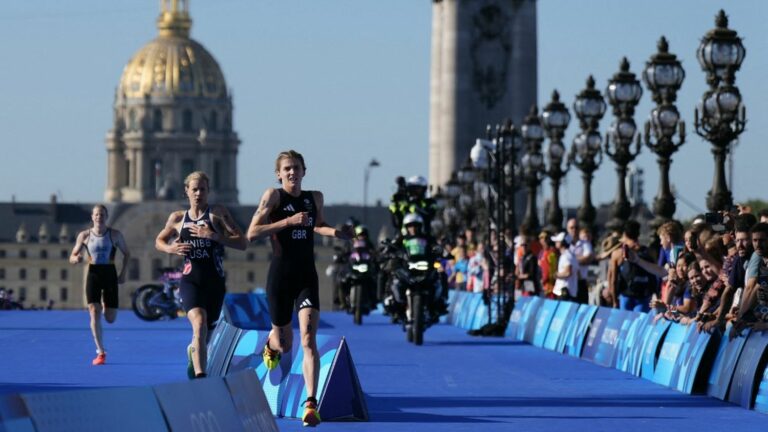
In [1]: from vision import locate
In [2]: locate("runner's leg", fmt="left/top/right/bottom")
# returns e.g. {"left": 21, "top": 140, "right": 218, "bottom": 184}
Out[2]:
{"left": 298, "top": 307, "right": 320, "bottom": 398}
{"left": 187, "top": 307, "right": 208, "bottom": 375}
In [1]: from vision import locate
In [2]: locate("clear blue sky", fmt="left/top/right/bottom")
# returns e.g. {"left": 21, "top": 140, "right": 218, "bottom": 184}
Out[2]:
{"left": 0, "top": 0, "right": 765, "bottom": 220}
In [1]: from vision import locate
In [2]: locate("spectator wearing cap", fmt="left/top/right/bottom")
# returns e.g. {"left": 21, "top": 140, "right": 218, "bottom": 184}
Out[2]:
{"left": 552, "top": 232, "right": 577, "bottom": 301}
{"left": 571, "top": 227, "right": 595, "bottom": 304}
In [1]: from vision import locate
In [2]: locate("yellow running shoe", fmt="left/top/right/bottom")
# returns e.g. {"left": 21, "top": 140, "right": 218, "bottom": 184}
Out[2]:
{"left": 262, "top": 343, "right": 280, "bottom": 371}
{"left": 302, "top": 398, "right": 321, "bottom": 427}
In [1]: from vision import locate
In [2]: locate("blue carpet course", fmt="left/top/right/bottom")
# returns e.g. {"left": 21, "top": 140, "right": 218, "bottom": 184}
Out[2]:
{"left": 1, "top": 310, "right": 766, "bottom": 431}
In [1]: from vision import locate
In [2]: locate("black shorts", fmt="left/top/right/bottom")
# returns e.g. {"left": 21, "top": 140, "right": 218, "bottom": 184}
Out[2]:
{"left": 180, "top": 269, "right": 226, "bottom": 329}
{"left": 267, "top": 258, "right": 319, "bottom": 327}
{"left": 86, "top": 265, "right": 118, "bottom": 308}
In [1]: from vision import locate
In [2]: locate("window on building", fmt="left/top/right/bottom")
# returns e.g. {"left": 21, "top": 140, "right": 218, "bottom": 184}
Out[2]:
{"left": 60, "top": 287, "right": 68, "bottom": 302}
{"left": 19, "top": 250, "right": 27, "bottom": 259}
{"left": 213, "top": 159, "right": 222, "bottom": 189}
{"left": 40, "top": 269, "right": 47, "bottom": 280}
{"left": 247, "top": 271, "right": 255, "bottom": 283}
{"left": 0, "top": 269, "right": 4, "bottom": 279}
{"left": 19, "top": 269, "right": 26, "bottom": 280}
{"left": 153, "top": 109, "right": 163, "bottom": 132}
{"left": 124, "top": 160, "right": 131, "bottom": 187}
{"left": 60, "top": 269, "right": 68, "bottom": 280}
{"left": 128, "top": 109, "right": 137, "bottom": 130}
{"left": 40, "top": 250, "right": 48, "bottom": 259}
{"left": 129, "top": 258, "right": 140, "bottom": 281}
{"left": 18, "top": 287, "right": 27, "bottom": 302}
{"left": 150, "top": 159, "right": 161, "bottom": 191}
{"left": 246, "top": 252, "right": 255, "bottom": 261}
{"left": 181, "top": 159, "right": 195, "bottom": 181}
{"left": 61, "top": 249, "right": 68, "bottom": 259}
{"left": 39, "top": 287, "right": 47, "bottom": 301}
{"left": 152, "top": 259, "right": 162, "bottom": 280}
{"left": 209, "top": 110, "right": 218, "bottom": 131}
{"left": 182, "top": 109, "right": 193, "bottom": 132}
{"left": 0, "top": 250, "right": 5, "bottom": 258}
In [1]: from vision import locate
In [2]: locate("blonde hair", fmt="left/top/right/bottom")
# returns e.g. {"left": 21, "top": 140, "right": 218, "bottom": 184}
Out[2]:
{"left": 184, "top": 171, "right": 210, "bottom": 189}
{"left": 274, "top": 150, "right": 306, "bottom": 173}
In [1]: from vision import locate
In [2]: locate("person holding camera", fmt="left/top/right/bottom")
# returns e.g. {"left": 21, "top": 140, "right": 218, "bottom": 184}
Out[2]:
{"left": 608, "top": 221, "right": 657, "bottom": 312}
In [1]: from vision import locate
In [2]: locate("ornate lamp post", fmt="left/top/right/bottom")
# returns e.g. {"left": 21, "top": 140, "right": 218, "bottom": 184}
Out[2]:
{"left": 694, "top": 10, "right": 746, "bottom": 211}
{"left": 363, "top": 158, "right": 380, "bottom": 224}
{"left": 442, "top": 173, "right": 462, "bottom": 237}
{"left": 605, "top": 58, "right": 643, "bottom": 231}
{"left": 521, "top": 105, "right": 546, "bottom": 232}
{"left": 457, "top": 158, "right": 477, "bottom": 232}
{"left": 569, "top": 76, "right": 606, "bottom": 230}
{"left": 541, "top": 90, "right": 571, "bottom": 232}
{"left": 643, "top": 36, "right": 686, "bottom": 226}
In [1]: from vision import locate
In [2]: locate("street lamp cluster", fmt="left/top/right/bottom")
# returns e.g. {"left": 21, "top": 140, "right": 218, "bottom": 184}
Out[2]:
{"left": 433, "top": 9, "right": 746, "bottom": 248}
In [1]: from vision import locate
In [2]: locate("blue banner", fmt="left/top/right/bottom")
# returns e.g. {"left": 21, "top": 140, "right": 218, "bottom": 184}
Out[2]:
{"left": 728, "top": 330, "right": 768, "bottom": 408}
{"left": 223, "top": 292, "right": 275, "bottom": 330}
{"left": 0, "top": 393, "right": 34, "bottom": 431}
{"left": 532, "top": 300, "right": 560, "bottom": 348}
{"left": 614, "top": 312, "right": 646, "bottom": 372}
{"left": 652, "top": 322, "right": 690, "bottom": 387}
{"left": 580, "top": 307, "right": 613, "bottom": 363}
{"left": 755, "top": 364, "right": 768, "bottom": 414}
{"left": 544, "top": 301, "right": 579, "bottom": 352}
{"left": 207, "top": 320, "right": 244, "bottom": 377}
{"left": 669, "top": 325, "right": 713, "bottom": 394}
{"left": 520, "top": 297, "right": 545, "bottom": 343}
{"left": 707, "top": 324, "right": 750, "bottom": 400}
{"left": 153, "top": 377, "right": 243, "bottom": 432}
{"left": 22, "top": 387, "right": 168, "bottom": 432}
{"left": 624, "top": 313, "right": 656, "bottom": 376}
{"left": 505, "top": 296, "right": 533, "bottom": 340}
{"left": 640, "top": 319, "right": 672, "bottom": 380}
{"left": 592, "top": 309, "right": 632, "bottom": 368}
{"left": 564, "top": 304, "right": 598, "bottom": 357}
{"left": 224, "top": 368, "right": 280, "bottom": 432}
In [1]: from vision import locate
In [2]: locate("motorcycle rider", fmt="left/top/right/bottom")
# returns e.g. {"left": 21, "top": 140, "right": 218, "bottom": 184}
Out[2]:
{"left": 389, "top": 176, "right": 437, "bottom": 237}
{"left": 388, "top": 176, "right": 408, "bottom": 231}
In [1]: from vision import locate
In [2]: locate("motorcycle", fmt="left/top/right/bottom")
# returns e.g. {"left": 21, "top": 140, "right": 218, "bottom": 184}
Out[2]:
{"left": 131, "top": 267, "right": 183, "bottom": 321}
{"left": 342, "top": 243, "right": 377, "bottom": 325}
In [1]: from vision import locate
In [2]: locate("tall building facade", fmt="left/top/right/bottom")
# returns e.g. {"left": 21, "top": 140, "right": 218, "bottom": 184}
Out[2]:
{"left": 429, "top": 0, "right": 537, "bottom": 187}
{"left": 105, "top": 0, "right": 240, "bottom": 204}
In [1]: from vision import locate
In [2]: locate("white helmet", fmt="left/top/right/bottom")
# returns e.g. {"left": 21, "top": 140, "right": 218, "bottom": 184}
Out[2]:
{"left": 406, "top": 175, "right": 428, "bottom": 188}
{"left": 403, "top": 213, "right": 424, "bottom": 227}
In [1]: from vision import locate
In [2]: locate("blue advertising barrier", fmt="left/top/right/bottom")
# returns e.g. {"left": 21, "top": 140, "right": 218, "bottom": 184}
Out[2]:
{"left": 532, "top": 299, "right": 560, "bottom": 348}
{"left": 707, "top": 325, "right": 751, "bottom": 400}
{"left": 624, "top": 313, "right": 656, "bottom": 376}
{"left": 669, "top": 325, "right": 714, "bottom": 394}
{"left": 580, "top": 307, "right": 612, "bottom": 363}
{"left": 563, "top": 304, "right": 598, "bottom": 357}
{"left": 447, "top": 290, "right": 470, "bottom": 325}
{"left": 728, "top": 330, "right": 768, "bottom": 408}
{"left": 592, "top": 309, "right": 632, "bottom": 368}
{"left": 0, "top": 393, "right": 34, "bottom": 432}
{"left": 208, "top": 319, "right": 245, "bottom": 377}
{"left": 614, "top": 311, "right": 645, "bottom": 371}
{"left": 544, "top": 300, "right": 579, "bottom": 352}
{"left": 153, "top": 377, "right": 244, "bottom": 432}
{"left": 755, "top": 364, "right": 768, "bottom": 414}
{"left": 455, "top": 293, "right": 483, "bottom": 329}
{"left": 23, "top": 386, "right": 168, "bottom": 432}
{"left": 505, "top": 296, "right": 533, "bottom": 340}
{"left": 520, "top": 297, "right": 545, "bottom": 343}
{"left": 652, "top": 322, "right": 690, "bottom": 387}
{"left": 640, "top": 319, "right": 672, "bottom": 380}
{"left": 227, "top": 331, "right": 367, "bottom": 421}
{"left": 224, "top": 369, "right": 280, "bottom": 432}
{"left": 223, "top": 292, "right": 275, "bottom": 330}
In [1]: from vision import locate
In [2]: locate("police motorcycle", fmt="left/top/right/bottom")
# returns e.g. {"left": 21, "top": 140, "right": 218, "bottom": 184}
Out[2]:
{"left": 383, "top": 213, "right": 444, "bottom": 346}
{"left": 132, "top": 267, "right": 184, "bottom": 321}
{"left": 343, "top": 236, "right": 377, "bottom": 325}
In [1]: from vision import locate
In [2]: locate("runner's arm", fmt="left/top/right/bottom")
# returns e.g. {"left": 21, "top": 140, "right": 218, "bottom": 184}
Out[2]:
{"left": 112, "top": 229, "right": 131, "bottom": 283}
{"left": 207, "top": 206, "right": 248, "bottom": 250}
{"left": 247, "top": 189, "right": 297, "bottom": 241}
{"left": 312, "top": 191, "right": 352, "bottom": 239}
{"left": 69, "top": 231, "right": 87, "bottom": 264}
{"left": 155, "top": 212, "right": 190, "bottom": 256}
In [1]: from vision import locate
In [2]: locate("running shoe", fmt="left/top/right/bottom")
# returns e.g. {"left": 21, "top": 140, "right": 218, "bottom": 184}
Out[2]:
{"left": 302, "top": 398, "right": 321, "bottom": 427}
{"left": 92, "top": 352, "right": 106, "bottom": 366}
{"left": 186, "top": 344, "right": 195, "bottom": 379}
{"left": 262, "top": 343, "right": 281, "bottom": 371}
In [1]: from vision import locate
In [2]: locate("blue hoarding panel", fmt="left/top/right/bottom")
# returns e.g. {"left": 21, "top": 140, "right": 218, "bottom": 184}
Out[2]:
{"left": 614, "top": 312, "right": 645, "bottom": 372}
{"left": 652, "top": 322, "right": 690, "bottom": 387}
{"left": 580, "top": 307, "right": 612, "bottom": 363}
{"left": 640, "top": 319, "right": 672, "bottom": 380}
{"left": 729, "top": 330, "right": 768, "bottom": 408}
{"left": 447, "top": 291, "right": 469, "bottom": 325}
{"left": 223, "top": 293, "right": 274, "bottom": 330}
{"left": 0, "top": 394, "right": 34, "bottom": 432}
{"left": 521, "top": 297, "right": 545, "bottom": 343}
{"left": 669, "top": 325, "right": 713, "bottom": 394}
{"left": 545, "top": 301, "right": 579, "bottom": 352}
{"left": 755, "top": 364, "right": 768, "bottom": 414}
{"left": 532, "top": 300, "right": 560, "bottom": 347}
{"left": 592, "top": 309, "right": 632, "bottom": 367}
{"left": 23, "top": 387, "right": 168, "bottom": 432}
{"left": 626, "top": 313, "right": 656, "bottom": 376}
{"left": 224, "top": 369, "right": 280, "bottom": 432}
{"left": 207, "top": 320, "right": 243, "bottom": 377}
{"left": 505, "top": 296, "right": 532, "bottom": 340}
{"left": 153, "top": 377, "right": 243, "bottom": 432}
{"left": 564, "top": 304, "right": 598, "bottom": 357}
{"left": 707, "top": 324, "right": 750, "bottom": 400}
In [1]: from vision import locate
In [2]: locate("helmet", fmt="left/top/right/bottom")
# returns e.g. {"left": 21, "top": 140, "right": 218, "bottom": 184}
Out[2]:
{"left": 406, "top": 175, "right": 428, "bottom": 188}
{"left": 354, "top": 225, "right": 369, "bottom": 237}
{"left": 403, "top": 213, "right": 424, "bottom": 227}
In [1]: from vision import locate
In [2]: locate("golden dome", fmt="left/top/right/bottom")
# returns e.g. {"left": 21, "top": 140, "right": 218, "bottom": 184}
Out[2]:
{"left": 118, "top": 0, "right": 227, "bottom": 99}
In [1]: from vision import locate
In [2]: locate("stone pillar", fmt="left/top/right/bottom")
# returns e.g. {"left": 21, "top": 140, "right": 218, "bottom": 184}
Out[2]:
{"left": 104, "top": 133, "right": 124, "bottom": 202}
{"left": 429, "top": 0, "right": 445, "bottom": 188}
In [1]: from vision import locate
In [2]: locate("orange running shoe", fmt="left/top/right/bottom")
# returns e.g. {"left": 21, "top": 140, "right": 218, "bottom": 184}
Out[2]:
{"left": 302, "top": 398, "right": 321, "bottom": 427}
{"left": 92, "top": 352, "right": 106, "bottom": 366}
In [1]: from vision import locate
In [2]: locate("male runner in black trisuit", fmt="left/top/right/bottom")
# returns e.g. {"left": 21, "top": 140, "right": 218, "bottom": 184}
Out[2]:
{"left": 156, "top": 171, "right": 247, "bottom": 379}
{"left": 247, "top": 150, "right": 352, "bottom": 427}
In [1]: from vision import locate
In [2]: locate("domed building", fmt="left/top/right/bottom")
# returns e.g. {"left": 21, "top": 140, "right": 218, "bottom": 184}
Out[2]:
{"left": 105, "top": 0, "right": 240, "bottom": 203}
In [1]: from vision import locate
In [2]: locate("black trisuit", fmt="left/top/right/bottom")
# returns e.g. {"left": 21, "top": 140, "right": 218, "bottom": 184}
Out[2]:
{"left": 178, "top": 208, "right": 226, "bottom": 329}
{"left": 266, "top": 189, "right": 319, "bottom": 326}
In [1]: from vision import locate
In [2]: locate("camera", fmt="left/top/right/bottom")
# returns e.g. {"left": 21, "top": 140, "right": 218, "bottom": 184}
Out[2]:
{"left": 704, "top": 212, "right": 723, "bottom": 225}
